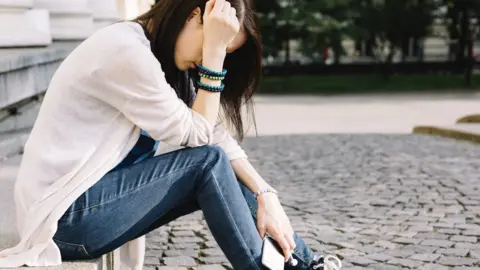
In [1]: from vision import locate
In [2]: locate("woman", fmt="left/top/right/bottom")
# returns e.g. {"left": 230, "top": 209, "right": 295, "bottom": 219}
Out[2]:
{"left": 0, "top": 0, "right": 342, "bottom": 269}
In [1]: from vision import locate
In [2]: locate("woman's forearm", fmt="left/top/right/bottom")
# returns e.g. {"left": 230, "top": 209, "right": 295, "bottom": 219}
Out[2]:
{"left": 231, "top": 158, "right": 274, "bottom": 193}
{"left": 191, "top": 49, "right": 226, "bottom": 127}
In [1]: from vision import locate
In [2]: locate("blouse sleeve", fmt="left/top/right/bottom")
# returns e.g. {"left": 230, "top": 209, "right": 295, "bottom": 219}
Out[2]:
{"left": 212, "top": 123, "right": 248, "bottom": 160}
{"left": 85, "top": 45, "right": 214, "bottom": 148}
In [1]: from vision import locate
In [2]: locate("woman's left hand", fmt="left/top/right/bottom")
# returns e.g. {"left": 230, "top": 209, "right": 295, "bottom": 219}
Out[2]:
{"left": 256, "top": 193, "right": 296, "bottom": 262}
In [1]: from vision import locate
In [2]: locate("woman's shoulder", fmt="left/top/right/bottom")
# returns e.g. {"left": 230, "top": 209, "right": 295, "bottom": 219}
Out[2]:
{"left": 81, "top": 21, "right": 151, "bottom": 57}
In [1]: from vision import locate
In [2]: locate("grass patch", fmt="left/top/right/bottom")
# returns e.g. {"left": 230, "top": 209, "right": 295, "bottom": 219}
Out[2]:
{"left": 259, "top": 74, "right": 480, "bottom": 95}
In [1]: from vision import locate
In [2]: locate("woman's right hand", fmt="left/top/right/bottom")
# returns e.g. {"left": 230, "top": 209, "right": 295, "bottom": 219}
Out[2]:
{"left": 203, "top": 0, "right": 240, "bottom": 56}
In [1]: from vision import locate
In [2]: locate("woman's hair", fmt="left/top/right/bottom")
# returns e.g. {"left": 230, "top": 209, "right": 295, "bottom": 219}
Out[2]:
{"left": 134, "top": 0, "right": 261, "bottom": 141}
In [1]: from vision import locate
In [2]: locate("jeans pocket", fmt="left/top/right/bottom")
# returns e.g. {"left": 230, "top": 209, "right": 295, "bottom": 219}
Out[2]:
{"left": 53, "top": 238, "right": 95, "bottom": 260}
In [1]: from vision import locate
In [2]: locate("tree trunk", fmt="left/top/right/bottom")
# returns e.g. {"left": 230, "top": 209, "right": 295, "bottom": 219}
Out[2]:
{"left": 284, "top": 39, "right": 290, "bottom": 65}
{"left": 448, "top": 6, "right": 459, "bottom": 64}
{"left": 458, "top": 7, "right": 468, "bottom": 70}
{"left": 383, "top": 44, "right": 395, "bottom": 80}
{"left": 401, "top": 38, "right": 409, "bottom": 62}
{"left": 465, "top": 15, "right": 473, "bottom": 86}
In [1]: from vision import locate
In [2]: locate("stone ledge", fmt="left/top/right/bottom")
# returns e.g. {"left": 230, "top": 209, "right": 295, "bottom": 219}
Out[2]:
{"left": 0, "top": 0, "right": 33, "bottom": 9}
{"left": 0, "top": 42, "right": 77, "bottom": 74}
{"left": 456, "top": 114, "right": 480, "bottom": 124}
{"left": 412, "top": 124, "right": 480, "bottom": 144}
{"left": 0, "top": 131, "right": 30, "bottom": 161}
{"left": 0, "top": 258, "right": 107, "bottom": 270}
{"left": 0, "top": 42, "right": 79, "bottom": 110}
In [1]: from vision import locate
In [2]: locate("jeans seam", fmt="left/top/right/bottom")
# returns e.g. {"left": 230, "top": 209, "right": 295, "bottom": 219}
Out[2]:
{"left": 204, "top": 163, "right": 262, "bottom": 270}
{"left": 53, "top": 238, "right": 95, "bottom": 259}
{"left": 63, "top": 163, "right": 206, "bottom": 215}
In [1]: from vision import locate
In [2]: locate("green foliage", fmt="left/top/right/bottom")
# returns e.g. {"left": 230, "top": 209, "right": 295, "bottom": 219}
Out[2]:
{"left": 299, "top": 0, "right": 356, "bottom": 63}
{"left": 255, "top": 0, "right": 308, "bottom": 60}
{"left": 351, "top": 0, "right": 437, "bottom": 63}
{"left": 259, "top": 74, "right": 480, "bottom": 94}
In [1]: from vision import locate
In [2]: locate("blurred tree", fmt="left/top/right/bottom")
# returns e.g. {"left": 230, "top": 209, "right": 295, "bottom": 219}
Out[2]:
{"left": 352, "top": 0, "right": 437, "bottom": 78}
{"left": 444, "top": 0, "right": 480, "bottom": 85}
{"left": 254, "top": 0, "right": 284, "bottom": 59}
{"left": 299, "top": 0, "right": 355, "bottom": 65}
{"left": 255, "top": 0, "right": 310, "bottom": 65}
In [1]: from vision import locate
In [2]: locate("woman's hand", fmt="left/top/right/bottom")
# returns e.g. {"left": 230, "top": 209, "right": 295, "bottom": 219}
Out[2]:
{"left": 203, "top": 0, "right": 240, "bottom": 56}
{"left": 256, "top": 193, "right": 296, "bottom": 262}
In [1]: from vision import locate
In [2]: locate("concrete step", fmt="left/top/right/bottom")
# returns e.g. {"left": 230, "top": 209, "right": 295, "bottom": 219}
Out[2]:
{"left": 0, "top": 42, "right": 79, "bottom": 110}
{"left": 0, "top": 96, "right": 42, "bottom": 160}
{"left": 0, "top": 132, "right": 30, "bottom": 161}
{"left": 412, "top": 123, "right": 480, "bottom": 144}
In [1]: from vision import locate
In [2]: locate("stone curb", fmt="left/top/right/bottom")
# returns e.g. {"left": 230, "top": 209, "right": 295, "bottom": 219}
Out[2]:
{"left": 456, "top": 114, "right": 480, "bottom": 124}
{"left": 0, "top": 133, "right": 29, "bottom": 162}
{"left": 412, "top": 125, "right": 480, "bottom": 144}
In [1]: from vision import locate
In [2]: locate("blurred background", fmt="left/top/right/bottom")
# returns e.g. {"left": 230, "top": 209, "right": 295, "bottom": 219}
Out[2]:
{"left": 1, "top": 2, "right": 480, "bottom": 269}
{"left": 1, "top": 0, "right": 480, "bottom": 143}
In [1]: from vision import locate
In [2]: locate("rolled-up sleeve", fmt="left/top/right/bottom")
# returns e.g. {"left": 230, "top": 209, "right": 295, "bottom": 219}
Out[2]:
{"left": 85, "top": 45, "right": 214, "bottom": 147}
{"left": 212, "top": 123, "right": 248, "bottom": 161}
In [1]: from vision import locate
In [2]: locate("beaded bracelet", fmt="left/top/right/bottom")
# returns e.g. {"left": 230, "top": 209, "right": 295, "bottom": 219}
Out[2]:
{"left": 199, "top": 72, "right": 224, "bottom": 81}
{"left": 253, "top": 188, "right": 278, "bottom": 200}
{"left": 196, "top": 80, "right": 225, "bottom": 92}
{"left": 198, "top": 64, "right": 227, "bottom": 78}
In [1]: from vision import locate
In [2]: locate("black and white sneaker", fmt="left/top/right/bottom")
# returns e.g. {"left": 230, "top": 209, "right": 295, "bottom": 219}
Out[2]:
{"left": 309, "top": 254, "right": 342, "bottom": 270}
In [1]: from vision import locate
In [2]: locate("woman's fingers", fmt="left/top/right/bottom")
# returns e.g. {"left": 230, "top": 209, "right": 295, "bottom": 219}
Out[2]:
{"left": 204, "top": 0, "right": 216, "bottom": 15}
{"left": 256, "top": 212, "right": 267, "bottom": 239}
{"left": 269, "top": 226, "right": 293, "bottom": 262}
{"left": 211, "top": 0, "right": 224, "bottom": 15}
{"left": 221, "top": 0, "right": 231, "bottom": 13}
{"left": 285, "top": 230, "right": 296, "bottom": 253}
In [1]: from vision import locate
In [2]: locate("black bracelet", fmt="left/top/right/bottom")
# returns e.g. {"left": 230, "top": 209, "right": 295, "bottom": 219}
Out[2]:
{"left": 196, "top": 80, "right": 225, "bottom": 92}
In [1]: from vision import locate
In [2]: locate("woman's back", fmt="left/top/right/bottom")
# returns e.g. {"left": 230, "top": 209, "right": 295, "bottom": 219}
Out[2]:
{"left": 15, "top": 22, "right": 148, "bottom": 206}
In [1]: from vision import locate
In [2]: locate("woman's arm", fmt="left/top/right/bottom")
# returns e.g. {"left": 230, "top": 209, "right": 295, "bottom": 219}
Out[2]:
{"left": 231, "top": 158, "right": 297, "bottom": 261}
{"left": 231, "top": 158, "right": 273, "bottom": 193}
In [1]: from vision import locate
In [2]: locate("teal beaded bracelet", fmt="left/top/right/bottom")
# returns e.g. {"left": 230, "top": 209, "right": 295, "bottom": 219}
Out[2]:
{"left": 196, "top": 80, "right": 225, "bottom": 92}
{"left": 198, "top": 64, "right": 227, "bottom": 77}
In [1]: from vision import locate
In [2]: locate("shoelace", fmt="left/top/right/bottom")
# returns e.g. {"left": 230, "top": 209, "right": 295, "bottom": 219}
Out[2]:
{"left": 311, "top": 255, "right": 342, "bottom": 270}
{"left": 323, "top": 255, "right": 342, "bottom": 270}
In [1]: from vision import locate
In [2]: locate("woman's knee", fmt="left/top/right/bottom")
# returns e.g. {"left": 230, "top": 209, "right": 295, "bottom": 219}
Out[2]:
{"left": 199, "top": 145, "right": 230, "bottom": 167}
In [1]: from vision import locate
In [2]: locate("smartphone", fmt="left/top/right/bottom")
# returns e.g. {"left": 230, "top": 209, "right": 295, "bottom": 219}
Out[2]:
{"left": 261, "top": 236, "right": 285, "bottom": 270}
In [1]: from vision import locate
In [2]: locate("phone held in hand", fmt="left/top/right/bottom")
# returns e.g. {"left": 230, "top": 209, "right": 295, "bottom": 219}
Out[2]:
{"left": 261, "top": 236, "right": 285, "bottom": 270}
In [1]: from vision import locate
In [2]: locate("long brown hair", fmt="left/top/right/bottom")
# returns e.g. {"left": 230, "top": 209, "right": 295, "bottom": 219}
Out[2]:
{"left": 134, "top": 0, "right": 261, "bottom": 141}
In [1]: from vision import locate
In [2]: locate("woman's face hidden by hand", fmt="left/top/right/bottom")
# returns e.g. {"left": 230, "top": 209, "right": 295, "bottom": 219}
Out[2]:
{"left": 174, "top": 6, "right": 247, "bottom": 71}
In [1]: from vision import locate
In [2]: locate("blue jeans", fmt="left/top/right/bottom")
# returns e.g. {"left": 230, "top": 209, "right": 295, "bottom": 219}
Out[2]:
{"left": 53, "top": 146, "right": 315, "bottom": 270}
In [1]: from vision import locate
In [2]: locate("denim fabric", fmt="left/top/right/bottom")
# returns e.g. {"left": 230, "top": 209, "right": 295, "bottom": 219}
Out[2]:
{"left": 53, "top": 145, "right": 315, "bottom": 270}
{"left": 112, "top": 130, "right": 159, "bottom": 171}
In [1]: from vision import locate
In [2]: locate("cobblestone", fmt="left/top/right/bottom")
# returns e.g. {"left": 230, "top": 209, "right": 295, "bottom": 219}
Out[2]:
{"left": 436, "top": 248, "right": 470, "bottom": 257}
{"left": 422, "top": 264, "right": 451, "bottom": 270}
{"left": 140, "top": 135, "right": 480, "bottom": 268}
{"left": 437, "top": 256, "right": 480, "bottom": 267}
{"left": 409, "top": 253, "right": 441, "bottom": 262}
{"left": 450, "top": 235, "right": 478, "bottom": 243}
{"left": 162, "top": 256, "right": 197, "bottom": 267}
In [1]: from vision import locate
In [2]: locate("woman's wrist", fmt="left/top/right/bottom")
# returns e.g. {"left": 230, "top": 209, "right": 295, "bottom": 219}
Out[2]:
{"left": 256, "top": 192, "right": 279, "bottom": 206}
{"left": 254, "top": 187, "right": 278, "bottom": 200}
{"left": 202, "top": 47, "right": 227, "bottom": 72}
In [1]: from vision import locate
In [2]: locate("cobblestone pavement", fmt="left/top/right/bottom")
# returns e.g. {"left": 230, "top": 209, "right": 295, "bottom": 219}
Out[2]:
{"left": 143, "top": 134, "right": 480, "bottom": 270}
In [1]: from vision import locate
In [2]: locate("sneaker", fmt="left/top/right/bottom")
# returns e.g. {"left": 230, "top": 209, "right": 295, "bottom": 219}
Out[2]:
{"left": 309, "top": 254, "right": 342, "bottom": 270}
